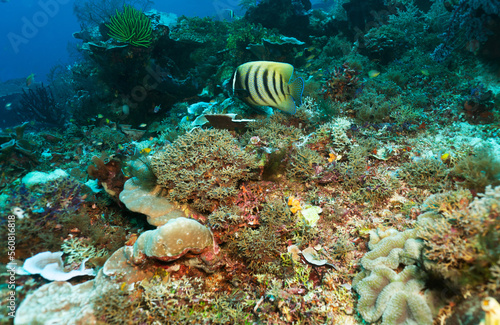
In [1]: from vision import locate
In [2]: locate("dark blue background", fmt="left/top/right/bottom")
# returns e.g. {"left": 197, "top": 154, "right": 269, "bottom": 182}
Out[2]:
{"left": 0, "top": 0, "right": 242, "bottom": 83}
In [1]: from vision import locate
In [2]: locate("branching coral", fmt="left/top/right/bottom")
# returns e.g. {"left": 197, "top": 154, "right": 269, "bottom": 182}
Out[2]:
{"left": 62, "top": 237, "right": 108, "bottom": 265}
{"left": 230, "top": 225, "right": 283, "bottom": 273}
{"left": 399, "top": 157, "right": 451, "bottom": 193}
{"left": 288, "top": 147, "right": 323, "bottom": 180}
{"left": 208, "top": 205, "right": 244, "bottom": 233}
{"left": 228, "top": 199, "right": 317, "bottom": 274}
{"left": 19, "top": 84, "right": 67, "bottom": 127}
{"left": 150, "top": 128, "right": 259, "bottom": 212}
{"left": 106, "top": 5, "right": 152, "bottom": 47}
{"left": 96, "top": 274, "right": 255, "bottom": 324}
{"left": 335, "top": 145, "right": 369, "bottom": 191}
{"left": 246, "top": 117, "right": 304, "bottom": 150}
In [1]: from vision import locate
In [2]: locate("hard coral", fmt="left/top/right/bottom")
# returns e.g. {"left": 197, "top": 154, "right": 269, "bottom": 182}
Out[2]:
{"left": 246, "top": 117, "right": 304, "bottom": 150}
{"left": 151, "top": 128, "right": 259, "bottom": 212}
{"left": 288, "top": 147, "right": 323, "bottom": 181}
{"left": 399, "top": 157, "right": 451, "bottom": 193}
{"left": 452, "top": 146, "right": 500, "bottom": 194}
{"left": 353, "top": 227, "right": 440, "bottom": 325}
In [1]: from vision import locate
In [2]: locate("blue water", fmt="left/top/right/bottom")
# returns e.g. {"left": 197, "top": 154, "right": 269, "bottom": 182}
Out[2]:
{"left": 0, "top": 0, "right": 242, "bottom": 83}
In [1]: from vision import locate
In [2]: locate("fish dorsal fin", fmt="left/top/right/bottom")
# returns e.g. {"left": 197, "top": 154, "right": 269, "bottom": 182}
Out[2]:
{"left": 288, "top": 77, "right": 304, "bottom": 106}
{"left": 270, "top": 62, "right": 294, "bottom": 82}
{"left": 277, "top": 96, "right": 297, "bottom": 114}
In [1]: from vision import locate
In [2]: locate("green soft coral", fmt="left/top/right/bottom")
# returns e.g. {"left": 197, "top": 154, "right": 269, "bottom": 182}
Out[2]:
{"left": 106, "top": 5, "right": 152, "bottom": 48}
{"left": 150, "top": 129, "right": 259, "bottom": 212}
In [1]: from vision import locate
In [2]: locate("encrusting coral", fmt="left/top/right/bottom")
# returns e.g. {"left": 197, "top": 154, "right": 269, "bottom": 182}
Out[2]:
{"left": 14, "top": 280, "right": 97, "bottom": 325}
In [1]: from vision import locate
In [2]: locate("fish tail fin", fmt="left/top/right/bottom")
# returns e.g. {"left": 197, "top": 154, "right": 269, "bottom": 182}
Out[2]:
{"left": 289, "top": 77, "right": 304, "bottom": 106}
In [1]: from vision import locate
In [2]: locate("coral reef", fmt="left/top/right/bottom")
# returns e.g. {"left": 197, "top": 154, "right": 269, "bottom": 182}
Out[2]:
{"left": 288, "top": 146, "right": 323, "bottom": 180}
{"left": 106, "top": 5, "right": 153, "bottom": 47}
{"left": 150, "top": 128, "right": 260, "bottom": 212}
{"left": 416, "top": 185, "right": 500, "bottom": 288}
{"left": 5, "top": 0, "right": 500, "bottom": 323}
{"left": 18, "top": 84, "right": 67, "bottom": 127}
{"left": 399, "top": 157, "right": 450, "bottom": 192}
{"left": 130, "top": 217, "right": 217, "bottom": 265}
{"left": 321, "top": 63, "right": 362, "bottom": 103}
{"left": 119, "top": 176, "right": 192, "bottom": 227}
{"left": 353, "top": 227, "right": 440, "bottom": 325}
{"left": 451, "top": 146, "right": 500, "bottom": 194}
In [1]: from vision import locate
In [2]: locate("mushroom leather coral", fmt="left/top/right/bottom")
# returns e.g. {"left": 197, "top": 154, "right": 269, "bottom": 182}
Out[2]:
{"left": 131, "top": 217, "right": 215, "bottom": 264}
{"left": 119, "top": 177, "right": 191, "bottom": 227}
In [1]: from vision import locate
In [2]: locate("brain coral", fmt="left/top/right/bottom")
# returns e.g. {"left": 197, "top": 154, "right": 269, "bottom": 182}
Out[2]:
{"left": 150, "top": 128, "right": 259, "bottom": 212}
{"left": 353, "top": 227, "right": 440, "bottom": 325}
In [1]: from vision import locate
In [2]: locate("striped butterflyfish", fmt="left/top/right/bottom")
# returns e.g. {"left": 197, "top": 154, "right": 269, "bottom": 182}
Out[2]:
{"left": 232, "top": 61, "right": 304, "bottom": 114}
